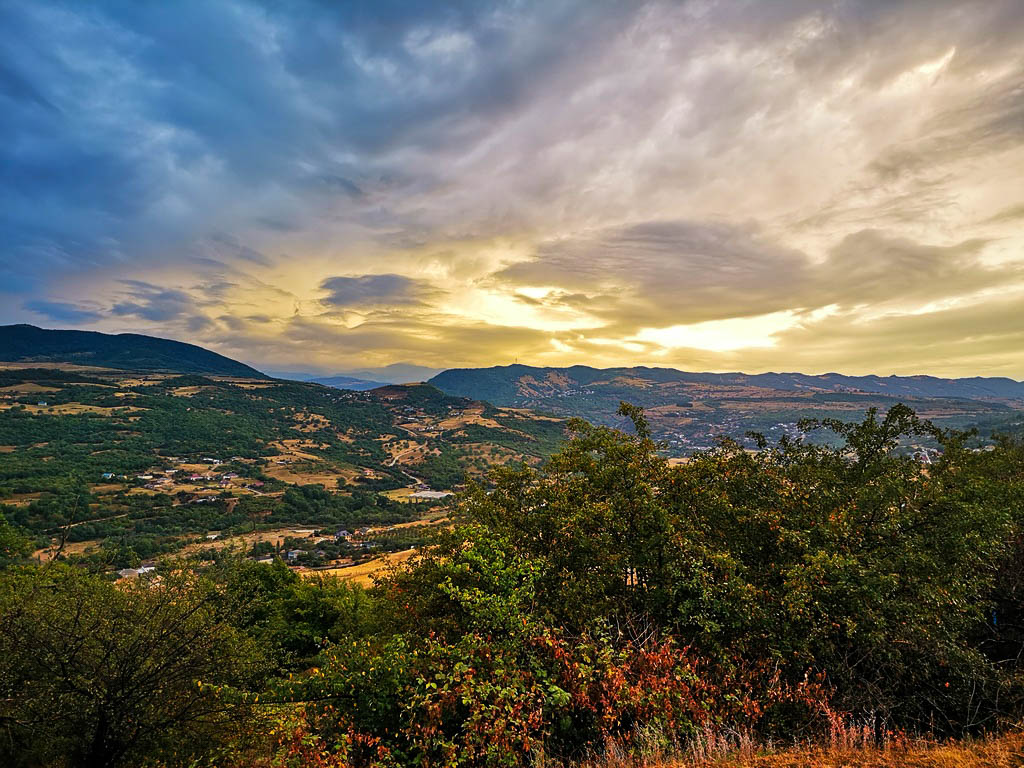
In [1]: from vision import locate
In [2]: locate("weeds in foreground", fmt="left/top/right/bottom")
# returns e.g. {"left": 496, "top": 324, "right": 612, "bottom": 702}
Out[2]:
{"left": 574, "top": 723, "right": 1024, "bottom": 768}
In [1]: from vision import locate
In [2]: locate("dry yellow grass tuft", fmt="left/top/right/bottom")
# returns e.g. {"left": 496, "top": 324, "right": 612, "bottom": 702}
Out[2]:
{"left": 715, "top": 735, "right": 1023, "bottom": 767}
{"left": 587, "top": 732, "right": 1024, "bottom": 768}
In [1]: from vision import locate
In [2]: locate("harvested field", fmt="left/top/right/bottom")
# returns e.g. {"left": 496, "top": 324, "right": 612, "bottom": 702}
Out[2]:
{"left": 498, "top": 407, "right": 563, "bottom": 422}
{"left": 32, "top": 539, "right": 103, "bottom": 562}
{"left": 381, "top": 487, "right": 417, "bottom": 502}
{"left": 0, "top": 402, "right": 144, "bottom": 416}
{"left": 264, "top": 460, "right": 355, "bottom": 487}
{"left": 0, "top": 382, "right": 62, "bottom": 393}
{"left": 169, "top": 386, "right": 206, "bottom": 396}
{"left": 437, "top": 405, "right": 508, "bottom": 431}
{"left": 0, "top": 362, "right": 116, "bottom": 373}
{"left": 178, "top": 526, "right": 300, "bottom": 557}
{"left": 5, "top": 492, "right": 42, "bottom": 507}
{"left": 310, "top": 548, "right": 418, "bottom": 586}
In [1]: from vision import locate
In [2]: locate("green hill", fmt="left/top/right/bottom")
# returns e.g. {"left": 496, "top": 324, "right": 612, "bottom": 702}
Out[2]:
{"left": 0, "top": 324, "right": 264, "bottom": 378}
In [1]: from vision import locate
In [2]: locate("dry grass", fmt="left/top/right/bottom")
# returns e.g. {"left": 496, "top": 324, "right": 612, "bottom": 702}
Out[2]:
{"left": 437, "top": 405, "right": 508, "bottom": 431}
{"left": 582, "top": 729, "right": 1024, "bottom": 768}
{"left": 381, "top": 487, "right": 417, "bottom": 502}
{"left": 169, "top": 385, "right": 210, "bottom": 396}
{"left": 0, "top": 362, "right": 116, "bottom": 373}
{"left": 32, "top": 539, "right": 103, "bottom": 562}
{"left": 292, "top": 411, "right": 332, "bottom": 432}
{"left": 264, "top": 462, "right": 353, "bottom": 487}
{"left": 0, "top": 402, "right": 144, "bottom": 416}
{"left": 312, "top": 548, "right": 418, "bottom": 585}
{"left": 4, "top": 491, "right": 42, "bottom": 507}
{"left": 0, "top": 382, "right": 63, "bottom": 393}
{"left": 177, "top": 527, "right": 298, "bottom": 557}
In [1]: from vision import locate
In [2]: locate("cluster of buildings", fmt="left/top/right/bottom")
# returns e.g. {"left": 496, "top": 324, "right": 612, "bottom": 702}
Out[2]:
{"left": 245, "top": 525, "right": 387, "bottom": 568}
{"left": 98, "top": 455, "right": 266, "bottom": 494}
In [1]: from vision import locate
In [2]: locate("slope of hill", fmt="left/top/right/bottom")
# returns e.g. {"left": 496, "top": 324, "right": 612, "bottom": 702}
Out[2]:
{"left": 0, "top": 324, "right": 264, "bottom": 378}
{"left": 431, "top": 364, "right": 1024, "bottom": 401}
{"left": 0, "top": 366, "right": 565, "bottom": 566}
{"left": 430, "top": 365, "right": 1024, "bottom": 452}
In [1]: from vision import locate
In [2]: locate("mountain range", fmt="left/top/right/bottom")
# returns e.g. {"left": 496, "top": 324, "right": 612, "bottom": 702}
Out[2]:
{"left": 4, "top": 327, "right": 1024, "bottom": 451}
{"left": 429, "top": 364, "right": 1024, "bottom": 402}
{"left": 429, "top": 364, "right": 1024, "bottom": 450}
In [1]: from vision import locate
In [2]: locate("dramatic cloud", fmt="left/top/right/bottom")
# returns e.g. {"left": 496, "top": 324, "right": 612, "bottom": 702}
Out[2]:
{"left": 2, "top": 0, "right": 1024, "bottom": 376}
{"left": 320, "top": 275, "right": 437, "bottom": 308}
{"left": 23, "top": 300, "right": 103, "bottom": 324}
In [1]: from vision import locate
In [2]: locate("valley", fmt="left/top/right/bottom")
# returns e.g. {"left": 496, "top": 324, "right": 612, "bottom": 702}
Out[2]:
{"left": 0, "top": 363, "right": 565, "bottom": 575}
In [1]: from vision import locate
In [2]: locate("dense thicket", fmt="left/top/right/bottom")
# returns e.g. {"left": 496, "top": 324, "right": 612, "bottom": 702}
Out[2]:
{"left": 1, "top": 404, "right": 1022, "bottom": 768}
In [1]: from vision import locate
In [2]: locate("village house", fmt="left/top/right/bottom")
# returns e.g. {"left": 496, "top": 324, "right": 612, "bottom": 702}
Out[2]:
{"left": 117, "top": 564, "right": 156, "bottom": 579}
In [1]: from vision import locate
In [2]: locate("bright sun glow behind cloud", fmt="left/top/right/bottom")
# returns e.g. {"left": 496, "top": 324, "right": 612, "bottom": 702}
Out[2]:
{"left": 633, "top": 312, "right": 802, "bottom": 352}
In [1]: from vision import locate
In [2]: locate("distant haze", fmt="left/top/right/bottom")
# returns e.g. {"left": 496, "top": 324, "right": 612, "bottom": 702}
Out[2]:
{"left": 3, "top": 2, "right": 1024, "bottom": 377}
{"left": 267, "top": 364, "right": 442, "bottom": 385}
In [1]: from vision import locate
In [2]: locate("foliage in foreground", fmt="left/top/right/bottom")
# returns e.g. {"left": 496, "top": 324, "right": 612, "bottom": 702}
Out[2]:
{"left": 1, "top": 404, "right": 1023, "bottom": 768}
{"left": 277, "top": 404, "right": 1024, "bottom": 765}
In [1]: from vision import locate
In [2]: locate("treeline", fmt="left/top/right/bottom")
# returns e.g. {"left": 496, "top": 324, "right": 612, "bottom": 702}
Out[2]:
{"left": 1, "top": 404, "right": 1023, "bottom": 768}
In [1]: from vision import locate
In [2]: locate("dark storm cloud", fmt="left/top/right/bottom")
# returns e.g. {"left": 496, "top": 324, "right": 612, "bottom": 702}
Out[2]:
{"left": 0, "top": 0, "right": 637, "bottom": 275}
{"left": 320, "top": 274, "right": 437, "bottom": 308}
{"left": 110, "top": 281, "right": 200, "bottom": 322}
{"left": 23, "top": 300, "right": 103, "bottom": 324}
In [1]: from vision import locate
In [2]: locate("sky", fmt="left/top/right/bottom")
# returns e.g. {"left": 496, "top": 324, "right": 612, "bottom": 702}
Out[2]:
{"left": 2, "top": 0, "right": 1024, "bottom": 378}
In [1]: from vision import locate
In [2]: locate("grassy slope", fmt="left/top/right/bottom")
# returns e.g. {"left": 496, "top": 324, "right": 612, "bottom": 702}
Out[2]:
{"left": 593, "top": 734, "right": 1024, "bottom": 768}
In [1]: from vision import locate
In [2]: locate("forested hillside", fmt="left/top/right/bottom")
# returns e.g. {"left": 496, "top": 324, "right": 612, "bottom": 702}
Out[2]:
{"left": 0, "top": 365, "right": 564, "bottom": 569}
{"left": 0, "top": 325, "right": 265, "bottom": 377}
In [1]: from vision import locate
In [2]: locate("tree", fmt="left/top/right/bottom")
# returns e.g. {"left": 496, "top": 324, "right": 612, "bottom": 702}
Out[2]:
{"left": 0, "top": 511, "right": 32, "bottom": 567}
{"left": 0, "top": 565, "right": 269, "bottom": 768}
